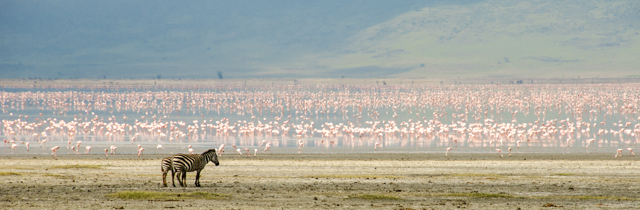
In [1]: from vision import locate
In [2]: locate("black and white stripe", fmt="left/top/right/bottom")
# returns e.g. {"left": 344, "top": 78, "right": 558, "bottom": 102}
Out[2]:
{"left": 172, "top": 149, "right": 219, "bottom": 187}
{"left": 161, "top": 157, "right": 174, "bottom": 187}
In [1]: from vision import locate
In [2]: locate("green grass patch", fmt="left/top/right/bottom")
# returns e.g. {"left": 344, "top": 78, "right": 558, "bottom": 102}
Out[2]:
{"left": 345, "top": 194, "right": 401, "bottom": 200}
{"left": 0, "top": 172, "right": 21, "bottom": 176}
{"left": 43, "top": 173, "right": 74, "bottom": 179}
{"left": 106, "top": 191, "right": 230, "bottom": 200}
{"left": 304, "top": 174, "right": 403, "bottom": 179}
{"left": 450, "top": 174, "right": 505, "bottom": 178}
{"left": 50, "top": 164, "right": 102, "bottom": 169}
{"left": 546, "top": 196, "right": 637, "bottom": 201}
{"left": 441, "top": 193, "right": 514, "bottom": 199}
{"left": 552, "top": 173, "right": 576, "bottom": 176}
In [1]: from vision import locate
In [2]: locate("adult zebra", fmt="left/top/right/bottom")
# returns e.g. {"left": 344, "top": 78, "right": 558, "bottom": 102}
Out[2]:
{"left": 161, "top": 157, "right": 174, "bottom": 187}
{"left": 172, "top": 149, "right": 219, "bottom": 187}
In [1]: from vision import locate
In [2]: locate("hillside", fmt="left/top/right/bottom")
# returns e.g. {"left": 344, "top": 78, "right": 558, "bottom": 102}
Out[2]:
{"left": 1, "top": 0, "right": 639, "bottom": 79}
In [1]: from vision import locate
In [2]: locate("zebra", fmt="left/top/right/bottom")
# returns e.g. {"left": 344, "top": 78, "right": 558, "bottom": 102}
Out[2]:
{"left": 161, "top": 156, "right": 174, "bottom": 187}
{"left": 172, "top": 149, "right": 219, "bottom": 187}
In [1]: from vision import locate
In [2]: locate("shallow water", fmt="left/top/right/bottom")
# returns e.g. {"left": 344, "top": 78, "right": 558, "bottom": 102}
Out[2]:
{"left": 1, "top": 84, "right": 638, "bottom": 156}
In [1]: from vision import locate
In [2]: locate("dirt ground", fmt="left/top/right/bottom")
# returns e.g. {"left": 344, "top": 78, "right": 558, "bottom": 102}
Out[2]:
{"left": 1, "top": 153, "right": 639, "bottom": 209}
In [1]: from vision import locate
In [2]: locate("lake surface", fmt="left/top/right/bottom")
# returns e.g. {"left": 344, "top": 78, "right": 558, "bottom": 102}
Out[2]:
{"left": 1, "top": 84, "right": 638, "bottom": 156}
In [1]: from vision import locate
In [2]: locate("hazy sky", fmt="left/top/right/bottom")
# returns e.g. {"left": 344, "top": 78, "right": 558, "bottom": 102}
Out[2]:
{"left": 1, "top": 0, "right": 638, "bottom": 79}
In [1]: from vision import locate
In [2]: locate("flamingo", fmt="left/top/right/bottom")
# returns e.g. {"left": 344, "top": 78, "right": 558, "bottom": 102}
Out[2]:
{"left": 495, "top": 149, "right": 503, "bottom": 158}
{"left": 586, "top": 139, "right": 596, "bottom": 148}
{"left": 84, "top": 146, "right": 92, "bottom": 154}
{"left": 50, "top": 146, "right": 60, "bottom": 157}
{"left": 218, "top": 144, "right": 225, "bottom": 156}
{"left": 254, "top": 148, "right": 258, "bottom": 157}
{"left": 264, "top": 143, "right": 271, "bottom": 152}
{"left": 110, "top": 145, "right": 117, "bottom": 155}
{"left": 137, "top": 147, "right": 145, "bottom": 157}
{"left": 298, "top": 140, "right": 304, "bottom": 152}
{"left": 627, "top": 148, "right": 635, "bottom": 156}
{"left": 445, "top": 147, "right": 452, "bottom": 156}
{"left": 236, "top": 148, "right": 242, "bottom": 156}
{"left": 244, "top": 148, "right": 250, "bottom": 157}
{"left": 615, "top": 149, "right": 623, "bottom": 158}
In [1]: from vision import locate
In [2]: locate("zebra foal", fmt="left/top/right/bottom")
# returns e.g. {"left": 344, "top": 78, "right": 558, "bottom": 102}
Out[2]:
{"left": 172, "top": 149, "right": 220, "bottom": 187}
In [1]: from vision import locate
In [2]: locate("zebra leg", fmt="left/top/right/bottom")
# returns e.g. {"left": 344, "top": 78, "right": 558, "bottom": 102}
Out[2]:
{"left": 181, "top": 171, "right": 187, "bottom": 187}
{"left": 195, "top": 170, "right": 201, "bottom": 187}
{"left": 176, "top": 171, "right": 183, "bottom": 187}
{"left": 162, "top": 171, "right": 167, "bottom": 187}
{"left": 171, "top": 169, "right": 176, "bottom": 187}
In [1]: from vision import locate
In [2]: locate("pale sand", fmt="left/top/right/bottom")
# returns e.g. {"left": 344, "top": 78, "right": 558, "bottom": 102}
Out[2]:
{"left": 1, "top": 153, "right": 639, "bottom": 209}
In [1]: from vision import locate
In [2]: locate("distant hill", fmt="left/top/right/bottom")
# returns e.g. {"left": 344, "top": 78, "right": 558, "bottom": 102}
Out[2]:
{"left": 1, "top": 0, "right": 639, "bottom": 79}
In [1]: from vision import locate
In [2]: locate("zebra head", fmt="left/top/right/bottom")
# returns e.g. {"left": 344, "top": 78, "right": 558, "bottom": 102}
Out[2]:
{"left": 203, "top": 149, "right": 220, "bottom": 166}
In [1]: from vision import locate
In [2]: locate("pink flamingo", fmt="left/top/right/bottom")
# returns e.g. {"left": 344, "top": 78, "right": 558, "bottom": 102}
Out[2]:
{"left": 254, "top": 148, "right": 258, "bottom": 157}
{"left": 137, "top": 147, "right": 145, "bottom": 157}
{"left": 236, "top": 148, "right": 242, "bottom": 156}
{"left": 218, "top": 144, "right": 225, "bottom": 156}
{"left": 445, "top": 147, "right": 452, "bottom": 156}
{"left": 298, "top": 140, "right": 304, "bottom": 152}
{"left": 104, "top": 148, "right": 109, "bottom": 157}
{"left": 495, "top": 149, "right": 503, "bottom": 158}
{"left": 110, "top": 145, "right": 117, "bottom": 155}
{"left": 627, "top": 148, "right": 635, "bottom": 156}
{"left": 50, "top": 146, "right": 60, "bottom": 157}
{"left": 84, "top": 146, "right": 92, "bottom": 154}
{"left": 25, "top": 142, "right": 30, "bottom": 151}
{"left": 508, "top": 147, "right": 512, "bottom": 157}
{"left": 615, "top": 149, "right": 623, "bottom": 158}
{"left": 374, "top": 142, "right": 381, "bottom": 151}
{"left": 586, "top": 139, "right": 596, "bottom": 148}
{"left": 244, "top": 148, "right": 250, "bottom": 157}
{"left": 188, "top": 145, "right": 194, "bottom": 154}
{"left": 264, "top": 143, "right": 271, "bottom": 152}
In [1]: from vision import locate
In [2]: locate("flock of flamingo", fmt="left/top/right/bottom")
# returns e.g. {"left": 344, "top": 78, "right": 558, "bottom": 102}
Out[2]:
{"left": 1, "top": 83, "right": 638, "bottom": 158}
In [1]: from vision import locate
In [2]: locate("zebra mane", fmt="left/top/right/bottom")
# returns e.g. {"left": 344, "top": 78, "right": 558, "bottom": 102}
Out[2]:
{"left": 202, "top": 149, "right": 217, "bottom": 156}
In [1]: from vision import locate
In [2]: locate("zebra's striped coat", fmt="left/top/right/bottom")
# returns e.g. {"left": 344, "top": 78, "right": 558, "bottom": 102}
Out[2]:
{"left": 161, "top": 157, "right": 174, "bottom": 187}
{"left": 172, "top": 149, "right": 219, "bottom": 187}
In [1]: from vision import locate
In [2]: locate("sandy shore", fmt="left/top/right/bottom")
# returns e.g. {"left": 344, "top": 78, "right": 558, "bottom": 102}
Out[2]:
{"left": 1, "top": 153, "right": 639, "bottom": 209}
